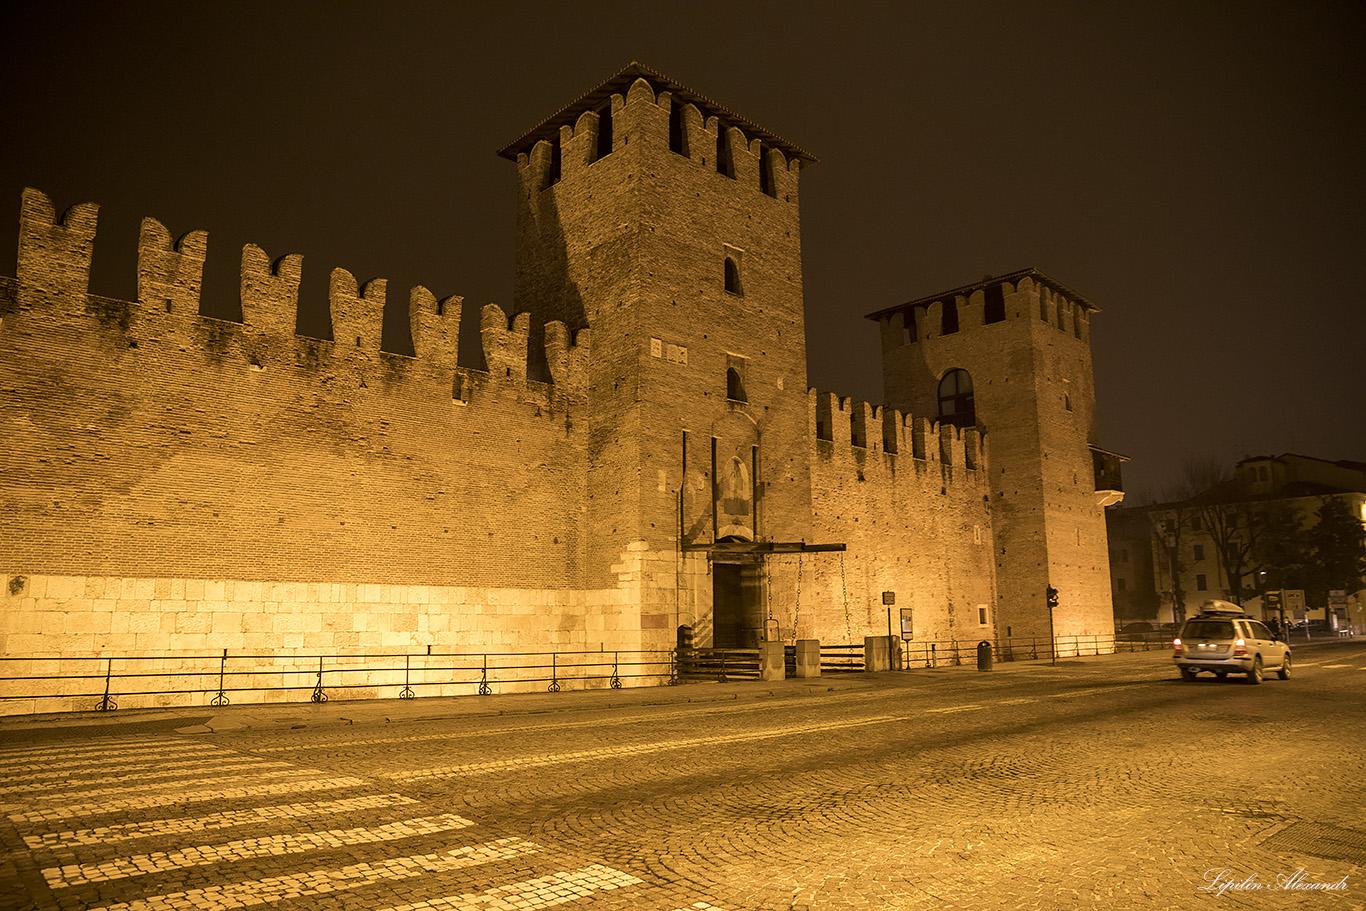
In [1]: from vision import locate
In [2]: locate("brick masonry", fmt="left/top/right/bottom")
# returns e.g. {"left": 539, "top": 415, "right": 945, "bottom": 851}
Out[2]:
{"left": 0, "top": 63, "right": 1118, "bottom": 713}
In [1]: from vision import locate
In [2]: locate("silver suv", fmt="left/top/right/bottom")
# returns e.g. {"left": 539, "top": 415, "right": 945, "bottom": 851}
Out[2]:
{"left": 1173, "top": 603, "right": 1291, "bottom": 684}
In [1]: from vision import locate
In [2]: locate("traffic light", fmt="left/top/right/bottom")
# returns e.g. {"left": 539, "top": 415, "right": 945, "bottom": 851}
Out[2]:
{"left": 1046, "top": 586, "right": 1059, "bottom": 608}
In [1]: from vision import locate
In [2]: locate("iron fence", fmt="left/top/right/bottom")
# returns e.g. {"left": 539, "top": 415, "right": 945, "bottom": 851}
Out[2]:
{"left": 0, "top": 648, "right": 676, "bottom": 716}
{"left": 675, "top": 647, "right": 760, "bottom": 682}
{"left": 819, "top": 643, "right": 865, "bottom": 673}
{"left": 899, "top": 634, "right": 1152, "bottom": 668}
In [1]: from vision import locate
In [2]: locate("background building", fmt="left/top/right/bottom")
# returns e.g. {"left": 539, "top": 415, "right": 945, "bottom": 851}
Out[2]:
{"left": 1107, "top": 453, "right": 1366, "bottom": 630}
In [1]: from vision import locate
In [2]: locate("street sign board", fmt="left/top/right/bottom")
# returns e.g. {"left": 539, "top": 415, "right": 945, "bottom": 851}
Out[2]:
{"left": 1264, "top": 590, "right": 1282, "bottom": 610}
{"left": 1284, "top": 589, "right": 1306, "bottom": 617}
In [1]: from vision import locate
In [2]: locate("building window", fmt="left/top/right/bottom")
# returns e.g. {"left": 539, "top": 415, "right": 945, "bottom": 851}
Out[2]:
{"left": 1193, "top": 544, "right": 1205, "bottom": 561}
{"left": 726, "top": 367, "right": 747, "bottom": 402}
{"left": 1117, "top": 578, "right": 1127, "bottom": 592}
{"left": 1190, "top": 516, "right": 1202, "bottom": 532}
{"left": 978, "top": 606, "right": 989, "bottom": 626}
{"left": 938, "top": 368, "right": 975, "bottom": 428}
{"left": 1196, "top": 574, "right": 1208, "bottom": 592}
{"left": 724, "top": 258, "right": 741, "bottom": 294}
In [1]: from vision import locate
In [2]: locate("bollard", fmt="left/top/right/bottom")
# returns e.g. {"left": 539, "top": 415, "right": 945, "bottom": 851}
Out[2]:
{"left": 794, "top": 639, "right": 821, "bottom": 677}
{"left": 976, "top": 640, "right": 994, "bottom": 672}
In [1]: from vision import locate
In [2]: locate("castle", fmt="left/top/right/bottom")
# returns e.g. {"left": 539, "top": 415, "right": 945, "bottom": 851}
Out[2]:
{"left": 0, "top": 63, "right": 1122, "bottom": 712}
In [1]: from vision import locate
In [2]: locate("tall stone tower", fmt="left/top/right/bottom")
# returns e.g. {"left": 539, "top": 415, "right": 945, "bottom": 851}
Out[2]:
{"left": 868, "top": 270, "right": 1123, "bottom": 642}
{"left": 498, "top": 63, "right": 819, "bottom": 647}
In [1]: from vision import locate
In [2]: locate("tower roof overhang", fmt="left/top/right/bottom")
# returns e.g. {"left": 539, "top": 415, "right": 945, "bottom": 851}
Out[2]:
{"left": 863, "top": 267, "right": 1100, "bottom": 323}
{"left": 496, "top": 61, "right": 818, "bottom": 166}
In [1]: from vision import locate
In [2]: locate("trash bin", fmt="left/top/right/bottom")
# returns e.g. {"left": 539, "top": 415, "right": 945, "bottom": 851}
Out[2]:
{"left": 976, "top": 640, "right": 994, "bottom": 671}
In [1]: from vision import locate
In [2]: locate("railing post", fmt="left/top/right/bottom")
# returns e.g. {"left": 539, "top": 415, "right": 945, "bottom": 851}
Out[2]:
{"left": 478, "top": 654, "right": 492, "bottom": 695}
{"left": 94, "top": 657, "right": 117, "bottom": 712}
{"left": 548, "top": 652, "right": 561, "bottom": 692}
{"left": 211, "top": 648, "right": 230, "bottom": 707}
{"left": 399, "top": 653, "right": 416, "bottom": 699}
{"left": 610, "top": 652, "right": 622, "bottom": 689}
{"left": 311, "top": 656, "right": 327, "bottom": 703}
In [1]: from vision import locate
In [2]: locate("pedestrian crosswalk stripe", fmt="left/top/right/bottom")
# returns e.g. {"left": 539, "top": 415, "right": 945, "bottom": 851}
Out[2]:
{"left": 1320, "top": 664, "right": 1350, "bottom": 668}
{"left": 0, "top": 740, "right": 220, "bottom": 764}
{"left": 0, "top": 757, "right": 295, "bottom": 795}
{"left": 24, "top": 793, "right": 419, "bottom": 850}
{"left": 84, "top": 837, "right": 543, "bottom": 911}
{"left": 0, "top": 749, "right": 256, "bottom": 781}
{"left": 19, "top": 767, "right": 321, "bottom": 804}
{"left": 43, "top": 813, "right": 476, "bottom": 887}
{"left": 9, "top": 774, "right": 370, "bottom": 823}
{"left": 371, "top": 863, "right": 643, "bottom": 911}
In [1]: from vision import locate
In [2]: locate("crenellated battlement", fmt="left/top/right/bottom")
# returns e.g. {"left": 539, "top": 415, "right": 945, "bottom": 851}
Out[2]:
{"left": 867, "top": 268, "right": 1098, "bottom": 354}
{"left": 7, "top": 188, "right": 589, "bottom": 412}
{"left": 808, "top": 388, "right": 985, "bottom": 475}
{"left": 501, "top": 62, "right": 813, "bottom": 204}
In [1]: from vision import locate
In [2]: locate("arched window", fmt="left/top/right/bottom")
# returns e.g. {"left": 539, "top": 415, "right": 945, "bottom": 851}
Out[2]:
{"left": 726, "top": 366, "right": 747, "bottom": 402}
{"left": 938, "top": 368, "right": 975, "bottom": 428}
{"left": 724, "top": 257, "right": 742, "bottom": 295}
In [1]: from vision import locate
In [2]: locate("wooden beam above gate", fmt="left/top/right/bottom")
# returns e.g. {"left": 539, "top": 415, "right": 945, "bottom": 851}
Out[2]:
{"left": 681, "top": 541, "right": 846, "bottom": 554}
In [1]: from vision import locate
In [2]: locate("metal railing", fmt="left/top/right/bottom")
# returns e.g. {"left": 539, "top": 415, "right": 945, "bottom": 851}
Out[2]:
{"left": 675, "top": 647, "right": 760, "bottom": 682}
{"left": 819, "top": 643, "right": 865, "bottom": 673}
{"left": 899, "top": 634, "right": 1146, "bottom": 668}
{"left": 0, "top": 632, "right": 1181, "bottom": 716}
{"left": 0, "top": 648, "right": 676, "bottom": 715}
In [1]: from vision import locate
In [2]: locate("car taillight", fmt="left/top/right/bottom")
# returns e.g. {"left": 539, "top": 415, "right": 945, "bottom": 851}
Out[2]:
{"left": 1233, "top": 637, "right": 1247, "bottom": 657}
{"left": 1173, "top": 637, "right": 1183, "bottom": 656}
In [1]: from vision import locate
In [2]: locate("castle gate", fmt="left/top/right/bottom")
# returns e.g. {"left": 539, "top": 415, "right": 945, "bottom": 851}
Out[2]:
{"left": 711, "top": 554, "right": 765, "bottom": 648}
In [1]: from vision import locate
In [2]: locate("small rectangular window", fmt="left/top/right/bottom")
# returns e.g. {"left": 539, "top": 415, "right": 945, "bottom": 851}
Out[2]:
{"left": 1193, "top": 544, "right": 1204, "bottom": 561}
{"left": 1117, "top": 578, "right": 1127, "bottom": 592}
{"left": 977, "top": 606, "right": 988, "bottom": 626}
{"left": 1196, "top": 574, "right": 1208, "bottom": 592}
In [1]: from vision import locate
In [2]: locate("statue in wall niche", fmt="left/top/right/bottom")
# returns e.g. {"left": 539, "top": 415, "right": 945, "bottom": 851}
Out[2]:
{"left": 716, "top": 453, "right": 754, "bottom": 541}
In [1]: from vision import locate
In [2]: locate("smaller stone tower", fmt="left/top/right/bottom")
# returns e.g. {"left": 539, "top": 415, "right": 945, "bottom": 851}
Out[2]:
{"left": 868, "top": 270, "right": 1122, "bottom": 643}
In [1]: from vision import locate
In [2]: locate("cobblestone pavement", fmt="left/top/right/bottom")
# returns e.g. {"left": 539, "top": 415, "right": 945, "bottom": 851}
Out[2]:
{"left": 2, "top": 643, "right": 1364, "bottom": 910}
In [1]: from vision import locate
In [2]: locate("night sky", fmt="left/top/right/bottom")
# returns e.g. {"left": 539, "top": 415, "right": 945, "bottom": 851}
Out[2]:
{"left": 3, "top": 1, "right": 1362, "bottom": 502}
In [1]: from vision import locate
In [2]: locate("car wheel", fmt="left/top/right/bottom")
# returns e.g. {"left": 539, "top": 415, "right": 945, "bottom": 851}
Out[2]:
{"left": 1180, "top": 667, "right": 1198, "bottom": 681}
{"left": 1247, "top": 655, "right": 1263, "bottom": 685}
{"left": 1278, "top": 654, "right": 1291, "bottom": 680}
